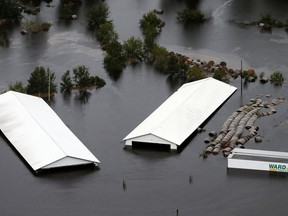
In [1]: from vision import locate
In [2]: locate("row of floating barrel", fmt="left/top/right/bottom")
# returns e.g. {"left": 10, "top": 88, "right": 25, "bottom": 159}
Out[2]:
{"left": 204, "top": 97, "right": 285, "bottom": 157}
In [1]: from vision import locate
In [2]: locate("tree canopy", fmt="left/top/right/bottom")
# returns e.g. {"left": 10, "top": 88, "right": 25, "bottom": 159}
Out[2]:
{"left": 26, "top": 66, "right": 57, "bottom": 96}
{"left": 0, "top": 0, "right": 22, "bottom": 23}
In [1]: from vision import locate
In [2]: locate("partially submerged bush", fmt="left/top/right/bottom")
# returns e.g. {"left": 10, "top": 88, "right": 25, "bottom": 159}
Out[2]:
{"left": 86, "top": 3, "right": 110, "bottom": 27}
{"left": 8, "top": 81, "right": 26, "bottom": 93}
{"left": 186, "top": 65, "right": 206, "bottom": 82}
{"left": 177, "top": 9, "right": 206, "bottom": 24}
{"left": 270, "top": 71, "right": 284, "bottom": 85}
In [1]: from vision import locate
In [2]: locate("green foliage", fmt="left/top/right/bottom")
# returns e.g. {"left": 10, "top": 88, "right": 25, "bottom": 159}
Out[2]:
{"left": 21, "top": 19, "right": 52, "bottom": 33}
{"left": 71, "top": 65, "right": 106, "bottom": 90}
{"left": 151, "top": 45, "right": 169, "bottom": 60}
{"left": 96, "top": 22, "right": 118, "bottom": 46}
{"left": 154, "top": 54, "right": 169, "bottom": 72}
{"left": 105, "top": 40, "right": 123, "bottom": 57}
{"left": 72, "top": 65, "right": 91, "bottom": 88}
{"left": 8, "top": 81, "right": 26, "bottom": 93}
{"left": 91, "top": 76, "right": 106, "bottom": 88}
{"left": 151, "top": 45, "right": 169, "bottom": 72}
{"left": 186, "top": 65, "right": 205, "bottom": 82}
{"left": 60, "top": 70, "right": 73, "bottom": 94}
{"left": 139, "top": 11, "right": 162, "bottom": 36}
{"left": 168, "top": 55, "right": 190, "bottom": 83}
{"left": 199, "top": 150, "right": 208, "bottom": 159}
{"left": 26, "top": 66, "right": 57, "bottom": 96}
{"left": 258, "top": 13, "right": 276, "bottom": 25}
{"left": 213, "top": 68, "right": 229, "bottom": 82}
{"left": 143, "top": 31, "right": 157, "bottom": 53}
{"left": 104, "top": 54, "right": 126, "bottom": 76}
{"left": 103, "top": 40, "right": 126, "bottom": 78}
{"left": 177, "top": 9, "right": 205, "bottom": 24}
{"left": 270, "top": 71, "right": 284, "bottom": 85}
{"left": 60, "top": 2, "right": 74, "bottom": 20}
{"left": 0, "top": 0, "right": 22, "bottom": 23}
{"left": 150, "top": 46, "right": 189, "bottom": 80}
{"left": 122, "top": 37, "right": 145, "bottom": 60}
{"left": 86, "top": 3, "right": 109, "bottom": 27}
{"left": 259, "top": 71, "right": 265, "bottom": 79}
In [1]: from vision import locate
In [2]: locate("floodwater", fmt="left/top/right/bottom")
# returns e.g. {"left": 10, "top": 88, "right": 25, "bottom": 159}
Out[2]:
{"left": 1, "top": 0, "right": 288, "bottom": 215}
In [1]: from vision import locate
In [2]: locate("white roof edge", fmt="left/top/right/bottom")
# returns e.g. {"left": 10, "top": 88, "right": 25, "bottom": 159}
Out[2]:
{"left": 0, "top": 91, "right": 100, "bottom": 171}
{"left": 123, "top": 78, "right": 237, "bottom": 145}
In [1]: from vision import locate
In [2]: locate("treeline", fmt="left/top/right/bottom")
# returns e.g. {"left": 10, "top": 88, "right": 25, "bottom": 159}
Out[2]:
{"left": 8, "top": 65, "right": 106, "bottom": 97}
{"left": 86, "top": 2, "right": 211, "bottom": 84}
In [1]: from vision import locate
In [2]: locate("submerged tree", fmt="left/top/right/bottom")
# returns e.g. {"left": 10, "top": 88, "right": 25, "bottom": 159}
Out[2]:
{"left": 60, "top": 70, "right": 73, "bottom": 94}
{"left": 86, "top": 2, "right": 110, "bottom": 27}
{"left": 177, "top": 9, "right": 206, "bottom": 24}
{"left": 8, "top": 81, "right": 26, "bottom": 93}
{"left": 0, "top": 0, "right": 22, "bottom": 23}
{"left": 122, "top": 37, "right": 145, "bottom": 62}
{"left": 186, "top": 65, "right": 205, "bottom": 82}
{"left": 96, "top": 22, "right": 118, "bottom": 46}
{"left": 72, "top": 65, "right": 106, "bottom": 90}
{"left": 73, "top": 65, "right": 91, "bottom": 89}
{"left": 139, "top": 11, "right": 163, "bottom": 36}
{"left": 213, "top": 68, "right": 229, "bottom": 83}
{"left": 104, "top": 40, "right": 126, "bottom": 79}
{"left": 26, "top": 66, "right": 57, "bottom": 96}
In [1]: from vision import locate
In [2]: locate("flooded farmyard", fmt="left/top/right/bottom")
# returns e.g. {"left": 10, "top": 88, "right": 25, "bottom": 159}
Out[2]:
{"left": 1, "top": 0, "right": 288, "bottom": 215}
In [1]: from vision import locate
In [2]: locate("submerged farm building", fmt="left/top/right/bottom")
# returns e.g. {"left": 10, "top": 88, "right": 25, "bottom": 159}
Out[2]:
{"left": 228, "top": 148, "right": 288, "bottom": 173}
{"left": 123, "top": 78, "right": 237, "bottom": 150}
{"left": 0, "top": 91, "right": 100, "bottom": 173}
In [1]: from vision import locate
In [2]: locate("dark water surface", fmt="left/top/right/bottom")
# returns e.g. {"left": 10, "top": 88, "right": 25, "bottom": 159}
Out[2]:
{"left": 1, "top": 0, "right": 288, "bottom": 215}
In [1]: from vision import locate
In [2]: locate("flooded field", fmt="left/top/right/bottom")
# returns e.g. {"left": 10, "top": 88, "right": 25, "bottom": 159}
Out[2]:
{"left": 1, "top": 0, "right": 288, "bottom": 215}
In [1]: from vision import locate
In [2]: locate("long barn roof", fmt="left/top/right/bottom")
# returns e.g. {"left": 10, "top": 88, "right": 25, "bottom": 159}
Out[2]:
{"left": 124, "top": 78, "right": 237, "bottom": 146}
{"left": 0, "top": 91, "right": 100, "bottom": 172}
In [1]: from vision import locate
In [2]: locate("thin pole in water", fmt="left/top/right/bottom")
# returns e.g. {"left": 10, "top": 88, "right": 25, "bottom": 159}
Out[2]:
{"left": 48, "top": 71, "right": 51, "bottom": 102}
{"left": 240, "top": 60, "right": 243, "bottom": 95}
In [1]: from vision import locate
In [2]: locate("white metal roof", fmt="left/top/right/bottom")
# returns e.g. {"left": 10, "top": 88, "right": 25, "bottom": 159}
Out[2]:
{"left": 229, "top": 148, "right": 288, "bottom": 159}
{"left": 0, "top": 91, "right": 100, "bottom": 171}
{"left": 124, "top": 78, "right": 237, "bottom": 146}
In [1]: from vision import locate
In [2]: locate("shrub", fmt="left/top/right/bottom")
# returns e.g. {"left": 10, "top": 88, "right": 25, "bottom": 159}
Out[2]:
{"left": 96, "top": 22, "right": 118, "bottom": 46}
{"left": 60, "top": 2, "right": 74, "bottom": 20}
{"left": 258, "top": 13, "right": 276, "bottom": 25}
{"left": 0, "top": 0, "right": 22, "bottom": 23}
{"left": 139, "top": 11, "right": 163, "bottom": 36}
{"left": 177, "top": 9, "right": 206, "bottom": 24}
{"left": 60, "top": 70, "right": 73, "bottom": 94}
{"left": 270, "top": 71, "right": 284, "bottom": 85}
{"left": 123, "top": 37, "right": 145, "bottom": 61}
{"left": 94, "top": 76, "right": 106, "bottom": 88}
{"left": 104, "top": 54, "right": 126, "bottom": 75}
{"left": 213, "top": 68, "right": 229, "bottom": 82}
{"left": 8, "top": 81, "right": 26, "bottom": 93}
{"left": 86, "top": 3, "right": 109, "bottom": 27}
{"left": 186, "top": 65, "right": 206, "bottom": 82}
{"left": 72, "top": 65, "right": 91, "bottom": 89}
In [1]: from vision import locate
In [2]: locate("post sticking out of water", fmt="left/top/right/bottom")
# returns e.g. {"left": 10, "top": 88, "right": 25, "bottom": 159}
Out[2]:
{"left": 48, "top": 71, "right": 51, "bottom": 102}
{"left": 240, "top": 60, "right": 243, "bottom": 95}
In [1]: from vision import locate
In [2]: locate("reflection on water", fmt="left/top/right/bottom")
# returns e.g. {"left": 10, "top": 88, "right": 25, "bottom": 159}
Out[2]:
{"left": 0, "top": 32, "right": 9, "bottom": 47}
{"left": 74, "top": 90, "right": 92, "bottom": 104}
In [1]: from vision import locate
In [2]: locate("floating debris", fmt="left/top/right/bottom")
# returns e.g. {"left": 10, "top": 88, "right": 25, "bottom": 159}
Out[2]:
{"left": 204, "top": 96, "right": 285, "bottom": 157}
